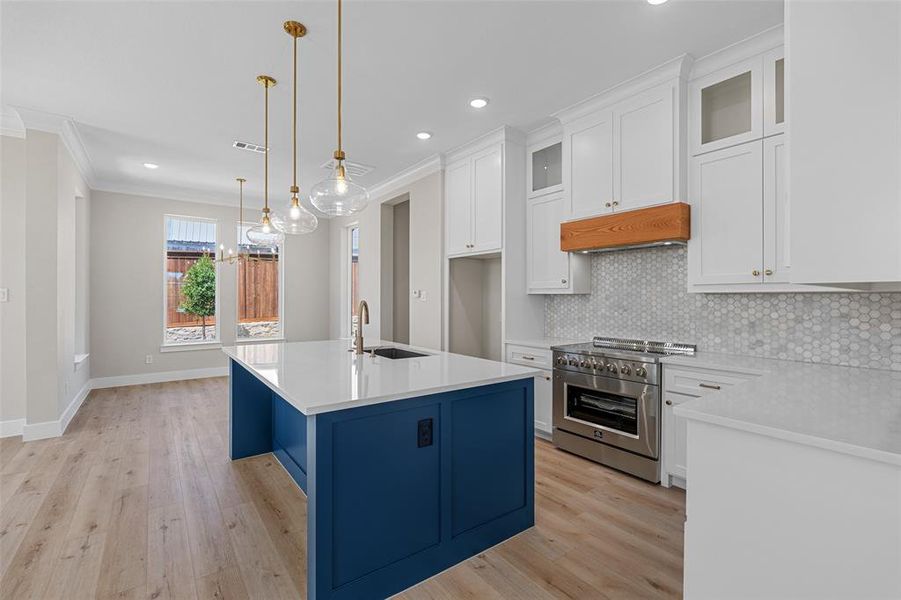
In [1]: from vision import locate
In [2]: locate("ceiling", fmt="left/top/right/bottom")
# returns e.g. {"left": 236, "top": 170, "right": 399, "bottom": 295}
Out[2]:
{"left": 2, "top": 0, "right": 783, "bottom": 209}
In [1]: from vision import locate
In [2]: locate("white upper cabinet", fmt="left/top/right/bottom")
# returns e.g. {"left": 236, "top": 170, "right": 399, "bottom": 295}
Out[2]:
{"left": 688, "top": 140, "right": 764, "bottom": 286}
{"left": 789, "top": 1, "right": 901, "bottom": 288}
{"left": 563, "top": 110, "right": 614, "bottom": 219}
{"left": 445, "top": 143, "right": 503, "bottom": 257}
{"left": 527, "top": 192, "right": 570, "bottom": 291}
{"left": 445, "top": 159, "right": 472, "bottom": 256}
{"left": 763, "top": 47, "right": 785, "bottom": 137}
{"left": 556, "top": 57, "right": 689, "bottom": 221}
{"left": 763, "top": 135, "right": 789, "bottom": 283}
{"left": 690, "top": 56, "right": 764, "bottom": 156}
{"left": 471, "top": 146, "right": 503, "bottom": 253}
{"left": 613, "top": 85, "right": 675, "bottom": 212}
{"left": 528, "top": 141, "right": 563, "bottom": 199}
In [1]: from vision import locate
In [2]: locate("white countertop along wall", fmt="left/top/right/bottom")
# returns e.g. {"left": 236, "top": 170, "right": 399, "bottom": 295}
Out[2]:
{"left": 223, "top": 340, "right": 539, "bottom": 416}
{"left": 669, "top": 352, "right": 901, "bottom": 466}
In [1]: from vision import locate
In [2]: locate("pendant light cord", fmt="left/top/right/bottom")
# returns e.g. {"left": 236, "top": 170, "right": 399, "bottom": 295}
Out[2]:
{"left": 293, "top": 33, "right": 298, "bottom": 191}
{"left": 337, "top": 0, "right": 342, "bottom": 155}
{"left": 264, "top": 80, "right": 269, "bottom": 212}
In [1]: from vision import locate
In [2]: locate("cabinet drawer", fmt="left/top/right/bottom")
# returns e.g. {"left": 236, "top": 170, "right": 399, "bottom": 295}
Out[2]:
{"left": 505, "top": 345, "right": 553, "bottom": 370}
{"left": 663, "top": 366, "right": 753, "bottom": 397}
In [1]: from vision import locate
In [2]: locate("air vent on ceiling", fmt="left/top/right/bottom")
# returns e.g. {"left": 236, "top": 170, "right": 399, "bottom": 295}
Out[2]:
{"left": 233, "top": 140, "right": 267, "bottom": 154}
{"left": 319, "top": 158, "right": 375, "bottom": 178}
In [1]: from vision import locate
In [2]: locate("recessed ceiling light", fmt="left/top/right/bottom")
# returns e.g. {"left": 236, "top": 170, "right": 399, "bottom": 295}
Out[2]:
{"left": 469, "top": 97, "right": 489, "bottom": 109}
{"left": 416, "top": 131, "right": 432, "bottom": 140}
{"left": 647, "top": 0, "right": 669, "bottom": 4}
{"left": 143, "top": 162, "right": 159, "bottom": 169}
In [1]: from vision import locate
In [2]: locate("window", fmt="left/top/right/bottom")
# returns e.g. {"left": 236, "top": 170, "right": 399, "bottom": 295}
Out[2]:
{"left": 349, "top": 225, "right": 360, "bottom": 336}
{"left": 236, "top": 223, "right": 283, "bottom": 340}
{"left": 163, "top": 215, "right": 219, "bottom": 345}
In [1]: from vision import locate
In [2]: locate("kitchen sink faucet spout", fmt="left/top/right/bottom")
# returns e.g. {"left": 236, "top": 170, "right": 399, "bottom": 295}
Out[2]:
{"left": 354, "top": 300, "right": 370, "bottom": 355}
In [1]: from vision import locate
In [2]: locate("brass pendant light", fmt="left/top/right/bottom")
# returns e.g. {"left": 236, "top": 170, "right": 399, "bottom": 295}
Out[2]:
{"left": 310, "top": 0, "right": 370, "bottom": 216}
{"left": 281, "top": 20, "right": 319, "bottom": 234}
{"left": 218, "top": 178, "right": 274, "bottom": 263}
{"left": 246, "top": 75, "right": 286, "bottom": 246}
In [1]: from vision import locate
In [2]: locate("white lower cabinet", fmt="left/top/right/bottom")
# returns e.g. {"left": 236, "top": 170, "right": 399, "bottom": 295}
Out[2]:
{"left": 661, "top": 365, "right": 756, "bottom": 488}
{"left": 505, "top": 344, "right": 554, "bottom": 435}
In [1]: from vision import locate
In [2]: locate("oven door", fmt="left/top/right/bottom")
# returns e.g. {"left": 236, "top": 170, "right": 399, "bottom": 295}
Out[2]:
{"left": 553, "top": 370, "right": 659, "bottom": 459}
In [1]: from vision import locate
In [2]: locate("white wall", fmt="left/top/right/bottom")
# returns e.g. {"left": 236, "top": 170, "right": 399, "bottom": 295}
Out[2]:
{"left": 0, "top": 135, "right": 27, "bottom": 424}
{"left": 329, "top": 170, "right": 444, "bottom": 350}
{"left": 90, "top": 190, "right": 330, "bottom": 379}
{"left": 0, "top": 130, "right": 91, "bottom": 430}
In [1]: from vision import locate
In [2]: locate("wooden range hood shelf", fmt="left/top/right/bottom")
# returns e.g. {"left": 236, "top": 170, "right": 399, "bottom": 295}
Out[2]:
{"left": 560, "top": 202, "right": 691, "bottom": 253}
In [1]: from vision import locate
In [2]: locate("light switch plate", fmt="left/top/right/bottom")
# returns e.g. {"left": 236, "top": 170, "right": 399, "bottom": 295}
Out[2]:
{"left": 0, "top": 288, "right": 8, "bottom": 302}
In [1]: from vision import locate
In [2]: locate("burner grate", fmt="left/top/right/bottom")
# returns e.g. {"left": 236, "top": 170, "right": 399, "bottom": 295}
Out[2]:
{"left": 592, "top": 336, "right": 696, "bottom": 356}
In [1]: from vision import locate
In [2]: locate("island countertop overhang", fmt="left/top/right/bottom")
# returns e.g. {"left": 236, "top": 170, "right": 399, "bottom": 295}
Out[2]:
{"left": 223, "top": 339, "right": 540, "bottom": 416}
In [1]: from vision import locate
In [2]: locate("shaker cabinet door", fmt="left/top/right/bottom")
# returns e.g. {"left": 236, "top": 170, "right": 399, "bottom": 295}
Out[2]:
{"left": 471, "top": 145, "right": 503, "bottom": 253}
{"left": 688, "top": 140, "right": 764, "bottom": 285}
{"left": 445, "top": 159, "right": 472, "bottom": 256}
{"left": 527, "top": 193, "right": 570, "bottom": 291}
{"left": 763, "top": 134, "right": 789, "bottom": 282}
{"left": 614, "top": 85, "right": 675, "bottom": 211}
{"left": 564, "top": 111, "right": 614, "bottom": 219}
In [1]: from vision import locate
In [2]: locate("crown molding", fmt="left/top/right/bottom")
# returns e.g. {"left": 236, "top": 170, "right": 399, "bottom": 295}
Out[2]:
{"left": 444, "top": 125, "right": 526, "bottom": 165}
{"left": 525, "top": 119, "right": 562, "bottom": 148}
{"left": 554, "top": 54, "right": 693, "bottom": 124}
{"left": 0, "top": 106, "right": 25, "bottom": 138}
{"left": 12, "top": 106, "right": 97, "bottom": 187}
{"left": 690, "top": 24, "right": 784, "bottom": 81}
{"left": 368, "top": 154, "right": 444, "bottom": 203}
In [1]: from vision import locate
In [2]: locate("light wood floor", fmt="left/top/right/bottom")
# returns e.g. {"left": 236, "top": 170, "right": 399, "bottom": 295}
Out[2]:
{"left": 0, "top": 378, "right": 685, "bottom": 599}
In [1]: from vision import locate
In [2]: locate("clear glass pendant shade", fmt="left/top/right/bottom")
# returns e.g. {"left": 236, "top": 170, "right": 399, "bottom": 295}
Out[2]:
{"left": 310, "top": 162, "right": 370, "bottom": 216}
{"left": 246, "top": 212, "right": 285, "bottom": 246}
{"left": 283, "top": 197, "right": 319, "bottom": 235}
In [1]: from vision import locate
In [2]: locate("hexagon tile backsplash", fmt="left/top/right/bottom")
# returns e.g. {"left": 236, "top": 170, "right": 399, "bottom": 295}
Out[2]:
{"left": 545, "top": 246, "right": 901, "bottom": 371}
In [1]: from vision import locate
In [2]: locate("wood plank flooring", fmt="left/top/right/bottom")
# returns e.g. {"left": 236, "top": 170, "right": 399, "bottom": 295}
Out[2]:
{"left": 0, "top": 378, "right": 685, "bottom": 599}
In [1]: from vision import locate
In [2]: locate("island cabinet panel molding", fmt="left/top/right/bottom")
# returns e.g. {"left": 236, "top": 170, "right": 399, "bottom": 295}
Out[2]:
{"left": 226, "top": 348, "right": 536, "bottom": 600}
{"left": 560, "top": 202, "right": 691, "bottom": 253}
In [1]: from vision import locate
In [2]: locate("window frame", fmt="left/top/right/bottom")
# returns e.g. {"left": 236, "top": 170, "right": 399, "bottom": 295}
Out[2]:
{"left": 341, "top": 222, "right": 360, "bottom": 339}
{"left": 234, "top": 220, "right": 286, "bottom": 344}
{"left": 161, "top": 214, "right": 221, "bottom": 350}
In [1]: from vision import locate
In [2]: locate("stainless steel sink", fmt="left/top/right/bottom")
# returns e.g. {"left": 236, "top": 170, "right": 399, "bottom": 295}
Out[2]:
{"left": 364, "top": 346, "right": 428, "bottom": 360}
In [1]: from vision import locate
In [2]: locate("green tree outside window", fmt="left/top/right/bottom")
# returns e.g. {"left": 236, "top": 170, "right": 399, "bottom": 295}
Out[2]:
{"left": 180, "top": 254, "right": 216, "bottom": 339}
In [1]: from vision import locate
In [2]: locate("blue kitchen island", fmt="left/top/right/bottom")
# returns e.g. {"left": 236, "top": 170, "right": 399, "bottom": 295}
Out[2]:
{"left": 223, "top": 340, "right": 538, "bottom": 600}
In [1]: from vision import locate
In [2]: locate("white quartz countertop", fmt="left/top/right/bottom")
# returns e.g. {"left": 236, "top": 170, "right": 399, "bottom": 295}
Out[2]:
{"left": 505, "top": 337, "right": 586, "bottom": 350}
{"left": 670, "top": 352, "right": 901, "bottom": 466}
{"left": 223, "top": 339, "right": 539, "bottom": 416}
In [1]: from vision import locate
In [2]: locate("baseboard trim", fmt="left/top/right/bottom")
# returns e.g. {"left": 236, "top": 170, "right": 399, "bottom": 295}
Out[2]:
{"left": 17, "top": 366, "right": 229, "bottom": 441}
{"left": 91, "top": 366, "right": 229, "bottom": 389}
{"left": 0, "top": 418, "right": 25, "bottom": 438}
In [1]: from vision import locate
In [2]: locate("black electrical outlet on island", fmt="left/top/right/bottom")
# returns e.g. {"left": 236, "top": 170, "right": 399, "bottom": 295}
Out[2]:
{"left": 417, "top": 418, "right": 433, "bottom": 448}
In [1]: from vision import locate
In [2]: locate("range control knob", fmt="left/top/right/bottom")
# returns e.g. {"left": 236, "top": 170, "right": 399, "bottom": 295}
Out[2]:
{"left": 591, "top": 360, "right": 601, "bottom": 370}
{"left": 579, "top": 359, "right": 589, "bottom": 368}
{"left": 620, "top": 364, "right": 632, "bottom": 375}
{"left": 635, "top": 366, "right": 648, "bottom": 378}
{"left": 568, "top": 357, "right": 579, "bottom": 366}
{"left": 606, "top": 363, "right": 617, "bottom": 373}
{"left": 556, "top": 357, "right": 566, "bottom": 366}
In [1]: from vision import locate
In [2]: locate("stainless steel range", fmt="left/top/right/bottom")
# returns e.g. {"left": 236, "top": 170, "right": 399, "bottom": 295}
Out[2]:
{"left": 551, "top": 336, "right": 696, "bottom": 482}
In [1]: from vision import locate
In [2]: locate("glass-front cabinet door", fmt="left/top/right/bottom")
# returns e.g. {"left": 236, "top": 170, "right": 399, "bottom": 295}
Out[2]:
{"left": 764, "top": 47, "right": 785, "bottom": 136}
{"left": 690, "top": 56, "right": 764, "bottom": 155}
{"left": 528, "top": 140, "right": 563, "bottom": 198}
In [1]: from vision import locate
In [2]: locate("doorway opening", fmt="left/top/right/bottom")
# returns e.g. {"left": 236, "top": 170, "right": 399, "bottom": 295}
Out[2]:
{"left": 380, "top": 195, "right": 410, "bottom": 344}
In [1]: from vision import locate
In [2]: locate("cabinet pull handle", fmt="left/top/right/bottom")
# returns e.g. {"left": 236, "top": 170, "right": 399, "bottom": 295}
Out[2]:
{"left": 752, "top": 269, "right": 761, "bottom": 277}
{"left": 521, "top": 355, "right": 535, "bottom": 361}
{"left": 698, "top": 383, "right": 721, "bottom": 390}
{"left": 665, "top": 399, "right": 673, "bottom": 406}
{"left": 764, "top": 269, "right": 773, "bottom": 276}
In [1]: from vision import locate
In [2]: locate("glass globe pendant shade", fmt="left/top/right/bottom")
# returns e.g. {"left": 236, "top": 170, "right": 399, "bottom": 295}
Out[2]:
{"left": 283, "top": 195, "right": 319, "bottom": 235}
{"left": 246, "top": 211, "right": 285, "bottom": 246}
{"left": 310, "top": 161, "right": 370, "bottom": 216}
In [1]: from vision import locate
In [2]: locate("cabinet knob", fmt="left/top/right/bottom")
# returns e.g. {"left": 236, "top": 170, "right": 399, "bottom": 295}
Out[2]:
{"left": 605, "top": 202, "right": 612, "bottom": 208}
{"left": 752, "top": 269, "right": 761, "bottom": 276}
{"left": 765, "top": 269, "right": 773, "bottom": 276}
{"left": 665, "top": 399, "right": 673, "bottom": 406}
{"left": 612, "top": 201, "right": 619, "bottom": 207}
{"left": 561, "top": 278, "right": 567, "bottom": 284}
